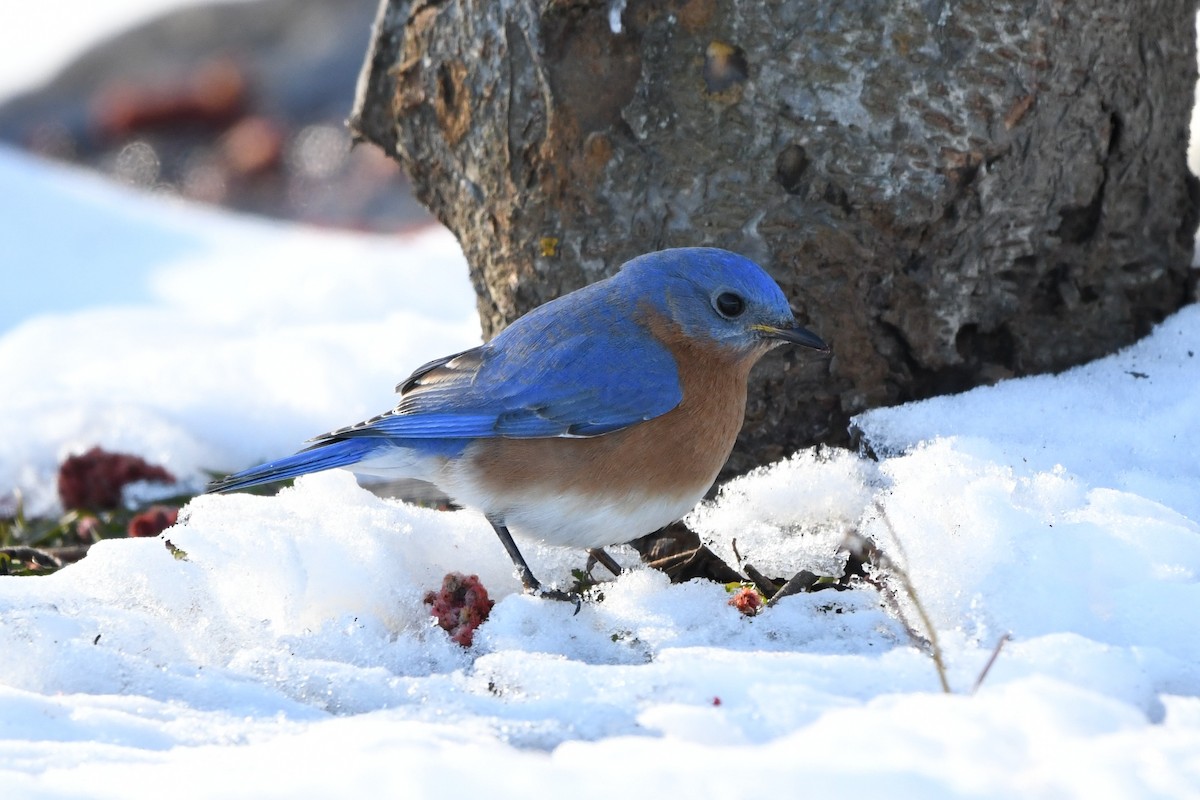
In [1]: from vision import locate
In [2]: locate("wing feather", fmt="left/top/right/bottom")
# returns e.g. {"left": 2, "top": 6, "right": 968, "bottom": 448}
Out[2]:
{"left": 313, "top": 285, "right": 681, "bottom": 443}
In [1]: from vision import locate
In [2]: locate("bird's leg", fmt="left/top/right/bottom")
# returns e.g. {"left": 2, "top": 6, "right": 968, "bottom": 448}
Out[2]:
{"left": 487, "top": 519, "right": 582, "bottom": 611}
{"left": 488, "top": 519, "right": 541, "bottom": 592}
{"left": 586, "top": 547, "right": 624, "bottom": 577}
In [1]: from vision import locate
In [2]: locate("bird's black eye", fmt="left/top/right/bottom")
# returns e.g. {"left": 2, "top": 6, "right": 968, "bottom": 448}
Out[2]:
{"left": 714, "top": 291, "right": 746, "bottom": 318}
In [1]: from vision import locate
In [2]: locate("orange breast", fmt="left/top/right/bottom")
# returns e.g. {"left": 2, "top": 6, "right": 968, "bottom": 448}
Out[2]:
{"left": 467, "top": 313, "right": 761, "bottom": 506}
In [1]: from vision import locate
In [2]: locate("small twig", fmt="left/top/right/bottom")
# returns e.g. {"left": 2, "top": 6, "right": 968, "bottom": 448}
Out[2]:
{"left": 868, "top": 502, "right": 951, "bottom": 694}
{"left": 971, "top": 633, "right": 1012, "bottom": 693}
{"left": 645, "top": 550, "right": 694, "bottom": 573}
{"left": 743, "top": 563, "right": 781, "bottom": 599}
{"left": 0, "top": 546, "right": 64, "bottom": 571}
{"left": 764, "top": 569, "right": 821, "bottom": 607}
{"left": 644, "top": 545, "right": 744, "bottom": 585}
{"left": 586, "top": 547, "right": 624, "bottom": 577}
{"left": 44, "top": 545, "right": 91, "bottom": 564}
{"left": 884, "top": 556, "right": 951, "bottom": 694}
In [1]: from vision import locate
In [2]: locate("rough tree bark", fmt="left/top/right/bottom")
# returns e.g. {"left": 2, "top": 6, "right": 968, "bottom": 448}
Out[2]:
{"left": 351, "top": 0, "right": 1198, "bottom": 474}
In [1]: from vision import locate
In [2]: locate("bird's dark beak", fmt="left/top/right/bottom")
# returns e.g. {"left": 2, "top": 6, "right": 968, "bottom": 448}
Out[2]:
{"left": 753, "top": 323, "right": 830, "bottom": 352}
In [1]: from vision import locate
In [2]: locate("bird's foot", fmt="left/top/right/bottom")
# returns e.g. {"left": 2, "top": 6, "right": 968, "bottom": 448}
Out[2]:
{"left": 529, "top": 586, "right": 584, "bottom": 614}
{"left": 586, "top": 547, "right": 623, "bottom": 577}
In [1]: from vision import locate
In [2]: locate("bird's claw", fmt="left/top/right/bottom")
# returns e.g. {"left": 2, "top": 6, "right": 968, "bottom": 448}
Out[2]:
{"left": 533, "top": 587, "right": 584, "bottom": 615}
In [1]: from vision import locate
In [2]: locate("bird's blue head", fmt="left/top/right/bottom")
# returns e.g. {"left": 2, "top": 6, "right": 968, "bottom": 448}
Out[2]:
{"left": 616, "top": 248, "right": 828, "bottom": 358}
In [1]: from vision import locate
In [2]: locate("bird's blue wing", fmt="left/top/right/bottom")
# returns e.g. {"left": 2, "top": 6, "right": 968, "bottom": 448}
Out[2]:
{"left": 315, "top": 288, "right": 682, "bottom": 443}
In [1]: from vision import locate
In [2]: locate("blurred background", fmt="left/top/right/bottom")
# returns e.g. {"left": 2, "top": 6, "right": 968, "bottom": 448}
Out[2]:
{"left": 0, "top": 0, "right": 433, "bottom": 231}
{"left": 5, "top": 3, "right": 1200, "bottom": 242}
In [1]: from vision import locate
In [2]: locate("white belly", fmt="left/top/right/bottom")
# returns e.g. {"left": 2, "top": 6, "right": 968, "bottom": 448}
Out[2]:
{"left": 443, "top": 473, "right": 705, "bottom": 549}
{"left": 351, "top": 442, "right": 709, "bottom": 548}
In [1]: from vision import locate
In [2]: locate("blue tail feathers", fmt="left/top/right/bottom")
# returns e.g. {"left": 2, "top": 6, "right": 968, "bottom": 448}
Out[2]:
{"left": 205, "top": 438, "right": 380, "bottom": 494}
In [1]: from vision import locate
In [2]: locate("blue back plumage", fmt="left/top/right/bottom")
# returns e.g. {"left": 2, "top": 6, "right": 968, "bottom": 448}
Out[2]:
{"left": 315, "top": 247, "right": 796, "bottom": 445}
{"left": 328, "top": 270, "right": 682, "bottom": 442}
{"left": 207, "top": 248, "right": 809, "bottom": 494}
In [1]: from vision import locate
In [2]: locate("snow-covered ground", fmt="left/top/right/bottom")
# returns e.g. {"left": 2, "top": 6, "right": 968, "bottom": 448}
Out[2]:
{"left": 2, "top": 4, "right": 1200, "bottom": 797}
{"left": 0, "top": 149, "right": 480, "bottom": 516}
{"left": 2, "top": 142, "right": 1199, "bottom": 797}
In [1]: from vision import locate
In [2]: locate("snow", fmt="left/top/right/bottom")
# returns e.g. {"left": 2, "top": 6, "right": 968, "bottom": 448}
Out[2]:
{"left": 2, "top": 145, "right": 1199, "bottom": 798}
{"left": 609, "top": 0, "right": 627, "bottom": 35}
{"left": 1, "top": 7, "right": 1199, "bottom": 796}
{"left": 0, "top": 0, "right": 261, "bottom": 103}
{"left": 0, "top": 148, "right": 480, "bottom": 517}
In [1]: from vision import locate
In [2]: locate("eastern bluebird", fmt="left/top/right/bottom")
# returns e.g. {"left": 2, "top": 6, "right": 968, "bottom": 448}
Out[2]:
{"left": 207, "top": 248, "right": 828, "bottom": 596}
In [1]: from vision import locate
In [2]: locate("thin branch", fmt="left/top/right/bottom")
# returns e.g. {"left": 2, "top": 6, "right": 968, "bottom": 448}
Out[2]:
{"left": 971, "top": 633, "right": 1012, "bottom": 693}
{"left": 0, "top": 546, "right": 64, "bottom": 571}
{"left": 869, "top": 502, "right": 951, "bottom": 694}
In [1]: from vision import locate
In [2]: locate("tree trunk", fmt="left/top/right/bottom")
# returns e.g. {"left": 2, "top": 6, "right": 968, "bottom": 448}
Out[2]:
{"left": 351, "top": 0, "right": 1198, "bottom": 473}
